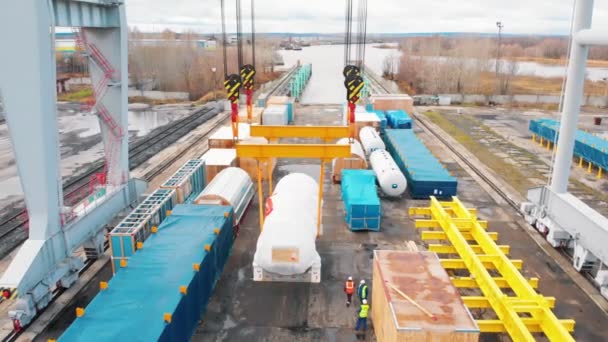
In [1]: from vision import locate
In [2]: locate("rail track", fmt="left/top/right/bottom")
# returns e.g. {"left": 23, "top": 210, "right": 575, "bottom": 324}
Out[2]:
{"left": 265, "top": 66, "right": 299, "bottom": 98}
{"left": 365, "top": 71, "right": 522, "bottom": 212}
{"left": 0, "top": 68, "right": 299, "bottom": 339}
{"left": 0, "top": 107, "right": 230, "bottom": 342}
{"left": 0, "top": 104, "right": 221, "bottom": 258}
{"left": 367, "top": 72, "right": 606, "bottom": 299}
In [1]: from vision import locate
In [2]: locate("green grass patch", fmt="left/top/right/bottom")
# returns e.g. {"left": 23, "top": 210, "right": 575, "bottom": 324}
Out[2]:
{"left": 423, "top": 110, "right": 535, "bottom": 194}
{"left": 57, "top": 88, "right": 93, "bottom": 102}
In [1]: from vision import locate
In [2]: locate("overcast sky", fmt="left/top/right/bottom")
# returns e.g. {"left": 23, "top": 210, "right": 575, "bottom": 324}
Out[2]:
{"left": 125, "top": 0, "right": 608, "bottom": 35}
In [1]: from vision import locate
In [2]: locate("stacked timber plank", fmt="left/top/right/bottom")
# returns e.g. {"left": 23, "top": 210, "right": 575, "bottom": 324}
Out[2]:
{"left": 372, "top": 250, "right": 479, "bottom": 342}
{"left": 371, "top": 94, "right": 414, "bottom": 114}
{"left": 200, "top": 148, "right": 237, "bottom": 184}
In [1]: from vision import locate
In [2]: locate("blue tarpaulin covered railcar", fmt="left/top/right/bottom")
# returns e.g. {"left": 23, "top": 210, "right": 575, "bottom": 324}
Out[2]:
{"left": 386, "top": 109, "right": 413, "bottom": 129}
{"left": 60, "top": 204, "right": 234, "bottom": 342}
{"left": 384, "top": 129, "right": 458, "bottom": 198}
{"left": 529, "top": 118, "right": 608, "bottom": 170}
{"left": 341, "top": 169, "right": 381, "bottom": 231}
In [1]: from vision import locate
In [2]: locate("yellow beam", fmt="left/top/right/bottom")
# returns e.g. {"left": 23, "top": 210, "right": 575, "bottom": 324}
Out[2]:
{"left": 476, "top": 319, "right": 575, "bottom": 333}
{"left": 421, "top": 231, "right": 498, "bottom": 241}
{"left": 235, "top": 144, "right": 351, "bottom": 159}
{"left": 450, "top": 276, "right": 539, "bottom": 289}
{"left": 422, "top": 196, "right": 574, "bottom": 341}
{"left": 409, "top": 207, "right": 477, "bottom": 217}
{"left": 249, "top": 125, "right": 350, "bottom": 139}
{"left": 415, "top": 219, "right": 488, "bottom": 230}
{"left": 463, "top": 296, "right": 555, "bottom": 309}
{"left": 429, "top": 244, "right": 510, "bottom": 255}
{"left": 441, "top": 258, "right": 522, "bottom": 270}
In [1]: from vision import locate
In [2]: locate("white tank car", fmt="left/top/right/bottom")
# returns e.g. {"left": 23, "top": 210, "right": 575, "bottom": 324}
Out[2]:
{"left": 331, "top": 138, "right": 368, "bottom": 178}
{"left": 253, "top": 173, "right": 322, "bottom": 282}
{"left": 369, "top": 149, "right": 407, "bottom": 197}
{"left": 193, "top": 167, "right": 254, "bottom": 225}
{"left": 359, "top": 126, "right": 385, "bottom": 155}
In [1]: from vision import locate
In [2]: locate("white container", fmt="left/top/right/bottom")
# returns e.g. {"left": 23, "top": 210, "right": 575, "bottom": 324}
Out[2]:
{"left": 262, "top": 104, "right": 288, "bottom": 125}
{"left": 200, "top": 148, "right": 237, "bottom": 165}
{"left": 369, "top": 149, "right": 407, "bottom": 197}
{"left": 438, "top": 96, "right": 452, "bottom": 106}
{"left": 253, "top": 173, "right": 322, "bottom": 278}
{"left": 360, "top": 126, "right": 385, "bottom": 155}
{"left": 194, "top": 167, "right": 254, "bottom": 225}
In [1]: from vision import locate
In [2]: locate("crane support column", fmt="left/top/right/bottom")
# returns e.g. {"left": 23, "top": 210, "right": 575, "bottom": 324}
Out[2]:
{"left": 551, "top": 0, "right": 594, "bottom": 193}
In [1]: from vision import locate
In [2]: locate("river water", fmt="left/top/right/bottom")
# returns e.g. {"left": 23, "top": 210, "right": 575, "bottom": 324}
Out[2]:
{"left": 279, "top": 44, "right": 608, "bottom": 103}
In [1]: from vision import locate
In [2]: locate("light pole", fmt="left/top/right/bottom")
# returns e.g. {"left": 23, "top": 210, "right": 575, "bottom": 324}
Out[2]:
{"left": 495, "top": 21, "right": 503, "bottom": 78}
{"left": 211, "top": 67, "right": 218, "bottom": 100}
{"left": 495, "top": 21, "right": 504, "bottom": 94}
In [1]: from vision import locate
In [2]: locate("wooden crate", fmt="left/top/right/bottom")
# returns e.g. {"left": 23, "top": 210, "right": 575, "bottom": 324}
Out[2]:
{"left": 237, "top": 106, "right": 263, "bottom": 124}
{"left": 372, "top": 250, "right": 479, "bottom": 342}
{"left": 266, "top": 96, "right": 290, "bottom": 105}
{"left": 238, "top": 157, "right": 276, "bottom": 181}
{"left": 371, "top": 94, "right": 414, "bottom": 114}
{"left": 208, "top": 124, "right": 251, "bottom": 149}
{"left": 201, "top": 148, "right": 238, "bottom": 184}
{"left": 331, "top": 158, "right": 367, "bottom": 183}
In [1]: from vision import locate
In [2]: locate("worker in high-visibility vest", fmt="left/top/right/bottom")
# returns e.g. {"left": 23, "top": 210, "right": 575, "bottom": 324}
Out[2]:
{"left": 355, "top": 299, "right": 370, "bottom": 332}
{"left": 344, "top": 276, "right": 355, "bottom": 306}
{"left": 357, "top": 279, "right": 368, "bottom": 302}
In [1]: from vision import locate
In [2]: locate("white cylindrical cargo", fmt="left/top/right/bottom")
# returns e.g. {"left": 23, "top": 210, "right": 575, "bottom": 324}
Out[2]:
{"left": 369, "top": 149, "right": 407, "bottom": 197}
{"left": 194, "top": 167, "right": 254, "bottom": 225}
{"left": 253, "top": 173, "right": 321, "bottom": 276}
{"left": 335, "top": 138, "right": 365, "bottom": 160}
{"left": 331, "top": 138, "right": 368, "bottom": 181}
{"left": 359, "top": 126, "right": 385, "bottom": 156}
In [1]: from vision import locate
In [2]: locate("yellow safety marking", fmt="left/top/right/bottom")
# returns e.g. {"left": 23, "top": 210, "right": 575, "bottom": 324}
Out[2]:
{"left": 235, "top": 144, "right": 351, "bottom": 159}
{"left": 429, "top": 244, "right": 510, "bottom": 255}
{"left": 412, "top": 196, "right": 575, "bottom": 341}
{"left": 450, "top": 276, "right": 538, "bottom": 289}
{"left": 10, "top": 290, "right": 18, "bottom": 300}
{"left": 250, "top": 125, "right": 350, "bottom": 139}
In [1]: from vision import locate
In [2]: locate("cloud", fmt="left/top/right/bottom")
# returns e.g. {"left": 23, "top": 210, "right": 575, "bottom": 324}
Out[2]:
{"left": 125, "top": 0, "right": 608, "bottom": 35}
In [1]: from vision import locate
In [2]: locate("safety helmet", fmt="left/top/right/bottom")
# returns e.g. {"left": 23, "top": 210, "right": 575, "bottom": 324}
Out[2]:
{"left": 360, "top": 279, "right": 366, "bottom": 284}
{"left": 348, "top": 276, "right": 353, "bottom": 280}
{"left": 362, "top": 299, "right": 368, "bottom": 304}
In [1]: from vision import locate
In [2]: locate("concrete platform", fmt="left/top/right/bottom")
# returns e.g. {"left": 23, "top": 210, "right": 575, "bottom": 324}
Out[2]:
{"left": 194, "top": 104, "right": 608, "bottom": 341}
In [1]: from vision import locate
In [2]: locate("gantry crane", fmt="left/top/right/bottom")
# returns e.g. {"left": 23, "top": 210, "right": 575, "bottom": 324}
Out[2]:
{"left": 0, "top": 0, "right": 144, "bottom": 330}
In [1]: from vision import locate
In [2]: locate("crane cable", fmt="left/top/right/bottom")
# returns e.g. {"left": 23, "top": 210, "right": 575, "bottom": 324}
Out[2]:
{"left": 251, "top": 0, "right": 255, "bottom": 69}
{"left": 221, "top": 0, "right": 228, "bottom": 77}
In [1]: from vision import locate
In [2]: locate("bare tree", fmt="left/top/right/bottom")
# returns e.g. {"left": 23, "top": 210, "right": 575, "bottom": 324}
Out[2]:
{"left": 498, "top": 59, "right": 519, "bottom": 95}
